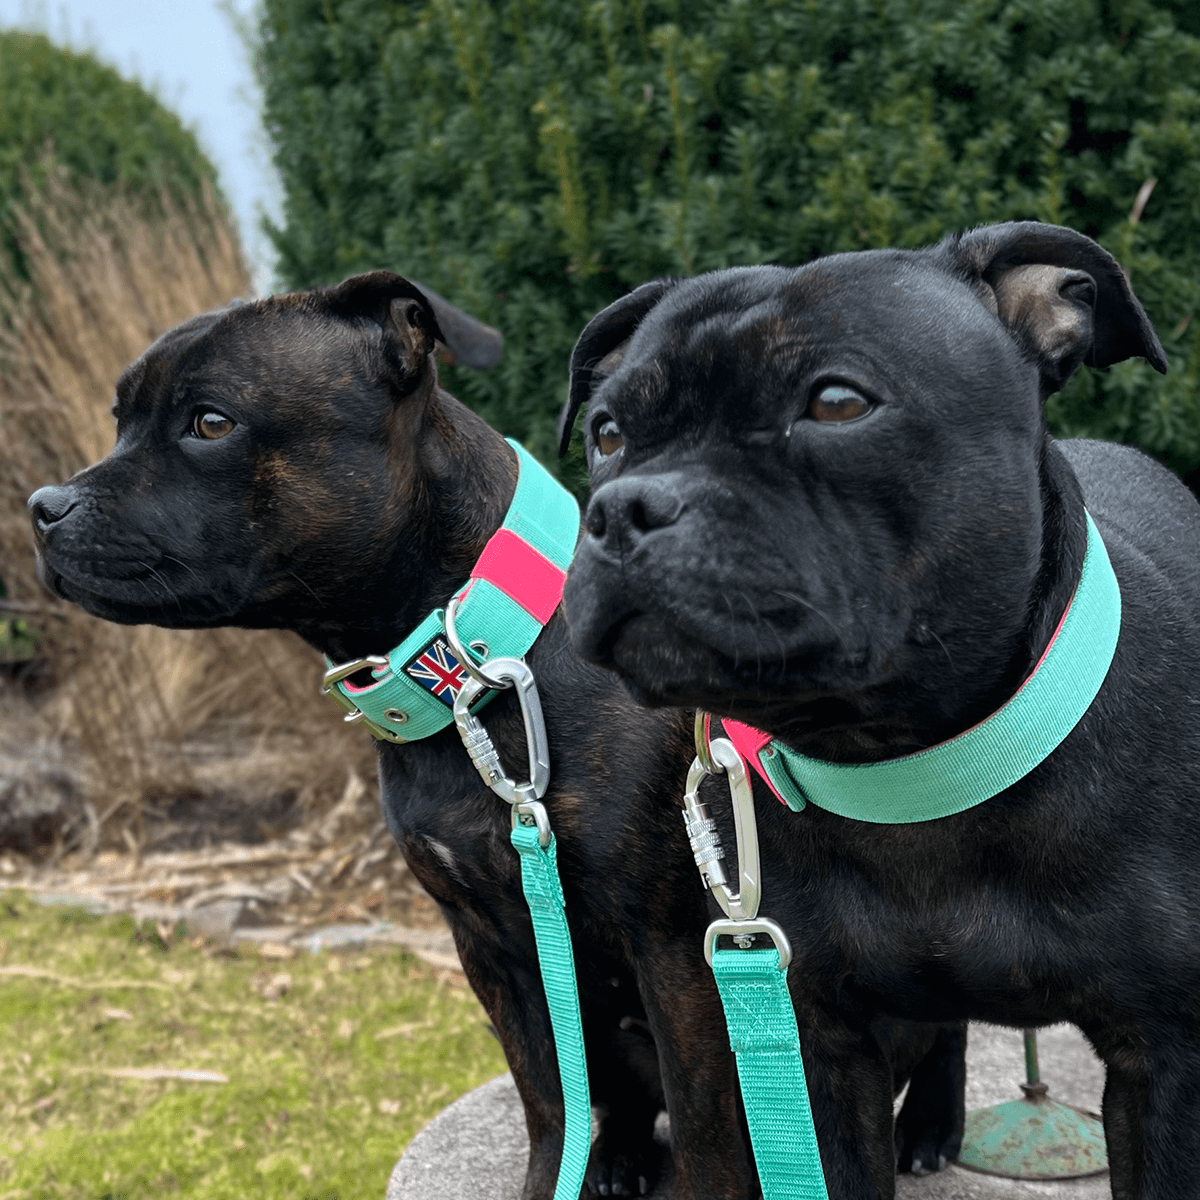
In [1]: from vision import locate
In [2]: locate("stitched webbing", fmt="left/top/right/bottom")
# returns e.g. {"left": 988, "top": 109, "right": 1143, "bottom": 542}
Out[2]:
{"left": 710, "top": 947, "right": 828, "bottom": 1200}
{"left": 511, "top": 823, "right": 591, "bottom": 1200}
{"left": 748, "top": 510, "right": 1121, "bottom": 822}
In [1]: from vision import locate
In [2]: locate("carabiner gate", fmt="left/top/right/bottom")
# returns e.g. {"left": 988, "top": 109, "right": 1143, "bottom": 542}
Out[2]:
{"left": 683, "top": 734, "right": 761, "bottom": 921}
{"left": 453, "top": 657, "right": 552, "bottom": 842}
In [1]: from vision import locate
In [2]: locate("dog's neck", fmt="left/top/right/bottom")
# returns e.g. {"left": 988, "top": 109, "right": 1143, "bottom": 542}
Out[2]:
{"left": 296, "top": 385, "right": 519, "bottom": 664}
{"left": 767, "top": 438, "right": 1089, "bottom": 763}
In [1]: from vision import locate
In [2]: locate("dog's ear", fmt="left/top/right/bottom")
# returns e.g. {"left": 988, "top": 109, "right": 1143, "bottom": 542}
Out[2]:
{"left": 324, "top": 271, "right": 447, "bottom": 392}
{"left": 408, "top": 280, "right": 502, "bottom": 370}
{"left": 944, "top": 222, "right": 1167, "bottom": 394}
{"left": 558, "top": 278, "right": 677, "bottom": 457}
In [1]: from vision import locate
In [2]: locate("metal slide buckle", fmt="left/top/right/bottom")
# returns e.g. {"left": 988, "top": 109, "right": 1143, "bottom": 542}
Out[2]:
{"left": 453, "top": 657, "right": 552, "bottom": 844}
{"left": 321, "top": 655, "right": 411, "bottom": 744}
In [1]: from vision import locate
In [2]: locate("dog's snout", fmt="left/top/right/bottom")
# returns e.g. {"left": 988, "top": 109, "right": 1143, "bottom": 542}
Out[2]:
{"left": 584, "top": 477, "right": 685, "bottom": 553}
{"left": 28, "top": 484, "right": 78, "bottom": 533}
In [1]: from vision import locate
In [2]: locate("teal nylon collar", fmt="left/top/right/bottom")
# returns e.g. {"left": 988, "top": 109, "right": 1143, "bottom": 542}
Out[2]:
{"left": 325, "top": 440, "right": 579, "bottom": 743}
{"left": 741, "top": 511, "right": 1121, "bottom": 823}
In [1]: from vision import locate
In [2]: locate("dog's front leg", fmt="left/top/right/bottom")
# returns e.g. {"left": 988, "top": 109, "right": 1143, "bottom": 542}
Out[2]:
{"left": 634, "top": 940, "right": 757, "bottom": 1200}
{"left": 1100, "top": 1037, "right": 1200, "bottom": 1200}
{"left": 446, "top": 913, "right": 576, "bottom": 1200}
{"left": 798, "top": 1001, "right": 899, "bottom": 1200}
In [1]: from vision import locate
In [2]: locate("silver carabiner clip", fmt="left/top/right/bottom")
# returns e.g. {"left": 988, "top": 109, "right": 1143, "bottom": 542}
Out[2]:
{"left": 684, "top": 714, "right": 792, "bottom": 966}
{"left": 683, "top": 736, "right": 761, "bottom": 921}
{"left": 453, "top": 657, "right": 552, "bottom": 842}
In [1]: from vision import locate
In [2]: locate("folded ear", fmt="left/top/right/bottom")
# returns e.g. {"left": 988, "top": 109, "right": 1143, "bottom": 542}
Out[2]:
{"left": 941, "top": 222, "right": 1167, "bottom": 395}
{"left": 323, "top": 271, "right": 446, "bottom": 394}
{"left": 558, "top": 278, "right": 677, "bottom": 457}
{"left": 408, "top": 280, "right": 502, "bottom": 370}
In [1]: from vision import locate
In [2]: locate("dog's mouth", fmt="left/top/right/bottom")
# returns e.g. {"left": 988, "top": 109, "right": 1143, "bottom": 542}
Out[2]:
{"left": 592, "top": 605, "right": 875, "bottom": 714}
{"left": 35, "top": 543, "right": 232, "bottom": 628}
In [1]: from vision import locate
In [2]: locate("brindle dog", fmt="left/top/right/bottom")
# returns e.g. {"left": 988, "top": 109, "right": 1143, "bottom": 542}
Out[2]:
{"left": 29, "top": 274, "right": 959, "bottom": 1198}
{"left": 559, "top": 221, "right": 1200, "bottom": 1200}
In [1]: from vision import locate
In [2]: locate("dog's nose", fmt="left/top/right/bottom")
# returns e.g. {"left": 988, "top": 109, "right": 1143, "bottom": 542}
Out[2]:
{"left": 28, "top": 485, "right": 78, "bottom": 533}
{"left": 584, "top": 476, "right": 685, "bottom": 550}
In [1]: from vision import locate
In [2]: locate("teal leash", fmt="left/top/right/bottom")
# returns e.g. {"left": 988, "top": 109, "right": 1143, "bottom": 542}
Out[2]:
{"left": 511, "top": 823, "right": 593, "bottom": 1199}
{"left": 685, "top": 512, "right": 1123, "bottom": 1199}
{"left": 453, "top": 656, "right": 593, "bottom": 1200}
{"left": 710, "top": 946, "right": 826, "bottom": 1200}
{"left": 683, "top": 732, "right": 829, "bottom": 1200}
{"left": 321, "top": 442, "right": 591, "bottom": 1200}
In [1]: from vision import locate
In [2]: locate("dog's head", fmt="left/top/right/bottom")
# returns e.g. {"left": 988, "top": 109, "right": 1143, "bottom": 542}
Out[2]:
{"left": 28, "top": 272, "right": 502, "bottom": 636}
{"left": 560, "top": 222, "right": 1165, "bottom": 742}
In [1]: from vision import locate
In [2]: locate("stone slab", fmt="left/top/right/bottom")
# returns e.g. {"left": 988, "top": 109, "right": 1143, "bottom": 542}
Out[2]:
{"left": 387, "top": 1023, "right": 1111, "bottom": 1200}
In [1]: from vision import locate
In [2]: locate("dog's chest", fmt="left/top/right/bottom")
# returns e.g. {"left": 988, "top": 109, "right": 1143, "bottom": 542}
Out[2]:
{"left": 768, "top": 818, "right": 1113, "bottom": 1023}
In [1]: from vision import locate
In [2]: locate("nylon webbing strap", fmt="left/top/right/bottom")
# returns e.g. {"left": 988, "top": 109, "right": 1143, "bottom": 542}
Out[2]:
{"left": 329, "top": 440, "right": 579, "bottom": 741}
{"left": 511, "top": 822, "right": 591, "bottom": 1200}
{"left": 729, "top": 510, "right": 1121, "bottom": 822}
{"left": 710, "top": 946, "right": 828, "bottom": 1200}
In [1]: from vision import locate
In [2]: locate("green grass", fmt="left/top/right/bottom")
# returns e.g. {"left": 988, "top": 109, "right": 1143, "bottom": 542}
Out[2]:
{"left": 0, "top": 616, "right": 37, "bottom": 663}
{"left": 0, "top": 890, "right": 507, "bottom": 1199}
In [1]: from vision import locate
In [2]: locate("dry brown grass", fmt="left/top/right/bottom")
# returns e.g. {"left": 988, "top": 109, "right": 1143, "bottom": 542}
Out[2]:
{"left": 0, "top": 166, "right": 375, "bottom": 856}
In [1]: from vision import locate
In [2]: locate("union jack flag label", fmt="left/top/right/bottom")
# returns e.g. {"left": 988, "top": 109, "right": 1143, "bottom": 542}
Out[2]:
{"left": 403, "top": 636, "right": 470, "bottom": 707}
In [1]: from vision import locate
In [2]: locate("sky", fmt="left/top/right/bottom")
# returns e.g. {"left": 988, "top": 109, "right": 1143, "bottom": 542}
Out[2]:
{"left": 0, "top": 0, "right": 282, "bottom": 293}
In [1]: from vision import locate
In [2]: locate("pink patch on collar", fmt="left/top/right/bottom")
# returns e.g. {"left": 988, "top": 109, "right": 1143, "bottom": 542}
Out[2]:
{"left": 721, "top": 719, "right": 788, "bottom": 805}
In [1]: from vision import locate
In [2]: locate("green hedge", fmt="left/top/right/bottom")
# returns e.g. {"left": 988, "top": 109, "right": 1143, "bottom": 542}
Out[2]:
{"left": 0, "top": 31, "right": 220, "bottom": 275}
{"left": 258, "top": 0, "right": 1200, "bottom": 481}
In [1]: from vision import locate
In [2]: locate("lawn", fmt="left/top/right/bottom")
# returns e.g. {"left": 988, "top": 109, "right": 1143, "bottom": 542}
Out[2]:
{"left": 0, "top": 890, "right": 507, "bottom": 1199}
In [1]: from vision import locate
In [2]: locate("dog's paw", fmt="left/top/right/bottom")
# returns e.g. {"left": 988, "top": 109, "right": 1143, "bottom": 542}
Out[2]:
{"left": 583, "top": 1128, "right": 666, "bottom": 1196}
{"left": 894, "top": 1103, "right": 961, "bottom": 1176}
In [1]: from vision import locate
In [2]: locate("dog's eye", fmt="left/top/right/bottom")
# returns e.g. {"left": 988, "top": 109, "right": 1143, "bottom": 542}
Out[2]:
{"left": 808, "top": 384, "right": 872, "bottom": 423}
{"left": 594, "top": 418, "right": 625, "bottom": 458}
{"left": 193, "top": 412, "right": 235, "bottom": 440}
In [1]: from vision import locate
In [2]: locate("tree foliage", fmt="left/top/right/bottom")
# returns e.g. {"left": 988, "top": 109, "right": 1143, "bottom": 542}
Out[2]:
{"left": 258, "top": 0, "right": 1200, "bottom": 480}
{"left": 0, "top": 31, "right": 221, "bottom": 278}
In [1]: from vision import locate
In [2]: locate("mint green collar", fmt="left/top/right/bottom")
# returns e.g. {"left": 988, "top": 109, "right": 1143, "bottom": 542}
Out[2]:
{"left": 322, "top": 440, "right": 579, "bottom": 743}
{"left": 739, "top": 512, "right": 1121, "bottom": 823}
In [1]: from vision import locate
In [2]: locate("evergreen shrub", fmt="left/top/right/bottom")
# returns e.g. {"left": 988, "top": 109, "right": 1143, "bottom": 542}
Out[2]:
{"left": 258, "top": 0, "right": 1200, "bottom": 481}
{"left": 0, "top": 31, "right": 221, "bottom": 277}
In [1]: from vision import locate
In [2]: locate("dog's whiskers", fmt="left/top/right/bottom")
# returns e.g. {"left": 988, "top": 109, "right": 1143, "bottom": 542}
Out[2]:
{"left": 288, "top": 571, "right": 323, "bottom": 605}
{"left": 771, "top": 588, "right": 849, "bottom": 650}
{"left": 138, "top": 561, "right": 183, "bottom": 613}
{"left": 923, "top": 623, "right": 955, "bottom": 670}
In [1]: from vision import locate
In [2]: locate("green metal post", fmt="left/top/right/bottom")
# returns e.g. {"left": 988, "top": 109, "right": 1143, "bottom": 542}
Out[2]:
{"left": 957, "top": 1029, "right": 1108, "bottom": 1179}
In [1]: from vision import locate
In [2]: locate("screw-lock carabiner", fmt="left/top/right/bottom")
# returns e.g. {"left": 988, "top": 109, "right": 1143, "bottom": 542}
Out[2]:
{"left": 686, "top": 714, "right": 792, "bottom": 967}
{"left": 453, "top": 657, "right": 553, "bottom": 844}
{"left": 683, "top": 735, "right": 761, "bottom": 921}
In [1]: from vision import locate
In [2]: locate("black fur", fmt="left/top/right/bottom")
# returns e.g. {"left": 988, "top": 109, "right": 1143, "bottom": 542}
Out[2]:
{"left": 561, "top": 221, "right": 1194, "bottom": 1200}
{"left": 28, "top": 272, "right": 962, "bottom": 1199}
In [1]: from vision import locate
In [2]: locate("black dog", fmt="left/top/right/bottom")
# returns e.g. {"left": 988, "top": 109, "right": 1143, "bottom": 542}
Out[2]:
{"left": 560, "top": 221, "right": 1198, "bottom": 1200}
{"left": 28, "top": 273, "right": 961, "bottom": 1198}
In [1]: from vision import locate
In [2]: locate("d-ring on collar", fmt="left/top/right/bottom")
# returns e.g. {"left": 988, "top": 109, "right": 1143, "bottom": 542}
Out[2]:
{"left": 322, "top": 440, "right": 580, "bottom": 742}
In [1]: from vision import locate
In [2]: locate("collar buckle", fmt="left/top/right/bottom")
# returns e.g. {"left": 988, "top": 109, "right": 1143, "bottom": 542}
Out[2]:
{"left": 321, "top": 655, "right": 410, "bottom": 744}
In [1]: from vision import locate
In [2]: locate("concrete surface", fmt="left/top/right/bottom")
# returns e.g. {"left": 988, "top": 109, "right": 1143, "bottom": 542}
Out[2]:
{"left": 387, "top": 1022, "right": 1111, "bottom": 1199}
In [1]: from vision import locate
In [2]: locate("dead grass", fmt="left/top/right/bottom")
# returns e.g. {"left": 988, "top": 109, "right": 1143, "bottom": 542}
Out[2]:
{"left": 0, "top": 163, "right": 376, "bottom": 857}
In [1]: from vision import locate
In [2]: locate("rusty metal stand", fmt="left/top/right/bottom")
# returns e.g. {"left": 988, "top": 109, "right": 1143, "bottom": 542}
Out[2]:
{"left": 957, "top": 1030, "right": 1108, "bottom": 1179}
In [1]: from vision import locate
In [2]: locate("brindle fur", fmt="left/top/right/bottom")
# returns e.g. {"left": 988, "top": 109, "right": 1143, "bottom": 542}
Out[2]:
{"left": 29, "top": 273, "right": 960, "bottom": 1198}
